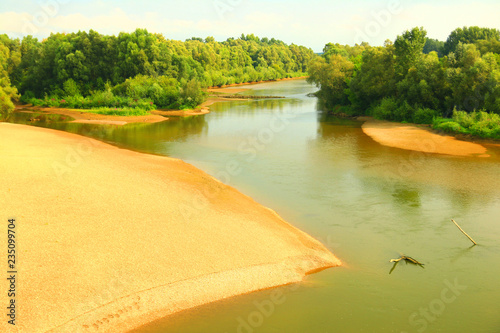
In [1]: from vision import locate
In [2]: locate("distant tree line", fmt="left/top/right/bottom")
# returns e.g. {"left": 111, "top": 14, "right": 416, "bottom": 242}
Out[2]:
{"left": 0, "top": 29, "right": 314, "bottom": 113}
{"left": 308, "top": 26, "right": 500, "bottom": 139}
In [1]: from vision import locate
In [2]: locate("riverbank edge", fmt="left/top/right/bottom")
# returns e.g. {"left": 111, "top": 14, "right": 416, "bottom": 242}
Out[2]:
{"left": 359, "top": 116, "right": 492, "bottom": 157}
{"left": 0, "top": 122, "right": 340, "bottom": 333}
{"left": 12, "top": 77, "right": 308, "bottom": 125}
{"left": 13, "top": 97, "right": 220, "bottom": 125}
{"left": 207, "top": 76, "right": 309, "bottom": 90}
{"left": 52, "top": 256, "right": 337, "bottom": 333}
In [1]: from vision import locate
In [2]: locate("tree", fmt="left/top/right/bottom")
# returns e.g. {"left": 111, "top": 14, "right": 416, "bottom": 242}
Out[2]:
{"left": 444, "top": 26, "right": 500, "bottom": 55}
{"left": 446, "top": 44, "right": 499, "bottom": 112}
{"left": 308, "top": 54, "right": 354, "bottom": 105}
{"left": 423, "top": 38, "right": 445, "bottom": 57}
{"left": 394, "top": 27, "right": 427, "bottom": 80}
{"left": 396, "top": 52, "right": 448, "bottom": 112}
{"left": 322, "top": 43, "right": 349, "bottom": 58}
{"left": 0, "top": 40, "right": 19, "bottom": 113}
{"left": 348, "top": 43, "right": 395, "bottom": 110}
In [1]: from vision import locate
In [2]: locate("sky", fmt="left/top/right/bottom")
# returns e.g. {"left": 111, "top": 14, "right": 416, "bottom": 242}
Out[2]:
{"left": 1, "top": 0, "right": 499, "bottom": 52}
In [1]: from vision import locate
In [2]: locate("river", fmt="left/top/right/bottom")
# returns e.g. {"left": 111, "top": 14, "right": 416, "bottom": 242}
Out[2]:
{"left": 4, "top": 79, "right": 500, "bottom": 333}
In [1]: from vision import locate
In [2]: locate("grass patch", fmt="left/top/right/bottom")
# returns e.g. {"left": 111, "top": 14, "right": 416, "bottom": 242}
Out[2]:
{"left": 80, "top": 107, "right": 151, "bottom": 116}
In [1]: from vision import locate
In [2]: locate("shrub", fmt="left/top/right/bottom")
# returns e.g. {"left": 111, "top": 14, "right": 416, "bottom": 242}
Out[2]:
{"left": 413, "top": 107, "right": 439, "bottom": 124}
{"left": 63, "top": 79, "right": 81, "bottom": 97}
{"left": 433, "top": 110, "right": 500, "bottom": 139}
{"left": 452, "top": 109, "right": 474, "bottom": 128}
{"left": 372, "top": 97, "right": 398, "bottom": 121}
{"left": 181, "top": 79, "right": 205, "bottom": 108}
{"left": 393, "top": 100, "right": 414, "bottom": 122}
{"left": 0, "top": 87, "right": 15, "bottom": 113}
{"left": 112, "top": 75, "right": 189, "bottom": 108}
{"left": 85, "top": 107, "right": 150, "bottom": 116}
{"left": 433, "top": 120, "right": 464, "bottom": 134}
{"left": 20, "top": 90, "right": 35, "bottom": 104}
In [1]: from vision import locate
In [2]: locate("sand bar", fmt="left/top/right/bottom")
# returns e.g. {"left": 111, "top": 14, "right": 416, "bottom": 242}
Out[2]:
{"left": 0, "top": 123, "right": 340, "bottom": 333}
{"left": 15, "top": 105, "right": 168, "bottom": 125}
{"left": 360, "top": 117, "right": 489, "bottom": 157}
{"left": 14, "top": 97, "right": 230, "bottom": 125}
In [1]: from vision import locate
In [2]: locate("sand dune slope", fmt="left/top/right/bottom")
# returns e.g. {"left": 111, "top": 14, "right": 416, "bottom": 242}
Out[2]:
{"left": 0, "top": 123, "right": 340, "bottom": 333}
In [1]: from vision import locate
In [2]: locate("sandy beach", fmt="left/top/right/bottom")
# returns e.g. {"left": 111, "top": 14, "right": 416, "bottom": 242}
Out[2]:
{"left": 14, "top": 95, "right": 247, "bottom": 125}
{"left": 360, "top": 117, "right": 490, "bottom": 157}
{"left": 0, "top": 123, "right": 340, "bottom": 333}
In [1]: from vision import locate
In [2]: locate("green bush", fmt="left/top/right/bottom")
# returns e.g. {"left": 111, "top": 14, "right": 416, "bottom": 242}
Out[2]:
{"left": 180, "top": 79, "right": 205, "bottom": 108}
{"left": 113, "top": 75, "right": 188, "bottom": 108}
{"left": 413, "top": 107, "right": 438, "bottom": 124}
{"left": 28, "top": 91, "right": 156, "bottom": 111}
{"left": 84, "top": 107, "right": 151, "bottom": 116}
{"left": 63, "top": 79, "right": 81, "bottom": 97}
{"left": 433, "top": 120, "right": 464, "bottom": 134}
{"left": 452, "top": 109, "right": 475, "bottom": 128}
{"left": 0, "top": 86, "right": 16, "bottom": 113}
{"left": 20, "top": 90, "right": 35, "bottom": 104}
{"left": 433, "top": 110, "right": 500, "bottom": 139}
{"left": 372, "top": 97, "right": 398, "bottom": 120}
{"left": 393, "top": 101, "right": 414, "bottom": 122}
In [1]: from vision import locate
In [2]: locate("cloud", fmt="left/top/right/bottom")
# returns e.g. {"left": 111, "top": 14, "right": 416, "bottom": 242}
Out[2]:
{"left": 0, "top": 1, "right": 499, "bottom": 51}
{"left": 0, "top": 12, "right": 34, "bottom": 37}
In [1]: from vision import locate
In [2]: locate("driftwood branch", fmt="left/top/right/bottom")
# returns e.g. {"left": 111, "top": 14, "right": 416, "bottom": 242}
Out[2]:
{"left": 451, "top": 219, "right": 477, "bottom": 245}
{"left": 390, "top": 255, "right": 424, "bottom": 267}
{"left": 389, "top": 255, "right": 424, "bottom": 274}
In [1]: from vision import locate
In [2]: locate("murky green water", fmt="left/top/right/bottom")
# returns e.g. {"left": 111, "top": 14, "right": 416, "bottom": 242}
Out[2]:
{"left": 4, "top": 80, "right": 500, "bottom": 332}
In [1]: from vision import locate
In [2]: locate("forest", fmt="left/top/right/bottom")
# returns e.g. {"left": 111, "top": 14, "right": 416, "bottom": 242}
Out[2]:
{"left": 2, "top": 26, "right": 500, "bottom": 139}
{"left": 308, "top": 26, "right": 500, "bottom": 139}
{"left": 0, "top": 29, "right": 313, "bottom": 114}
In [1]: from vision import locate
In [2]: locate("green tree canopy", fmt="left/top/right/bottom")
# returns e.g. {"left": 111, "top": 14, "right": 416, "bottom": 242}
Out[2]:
{"left": 444, "top": 26, "right": 500, "bottom": 55}
{"left": 394, "top": 27, "right": 427, "bottom": 80}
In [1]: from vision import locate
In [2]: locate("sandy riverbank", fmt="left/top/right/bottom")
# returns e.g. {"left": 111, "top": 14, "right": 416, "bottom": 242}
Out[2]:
{"left": 207, "top": 76, "right": 308, "bottom": 92}
{"left": 360, "top": 117, "right": 490, "bottom": 157}
{"left": 14, "top": 95, "right": 249, "bottom": 125}
{"left": 15, "top": 105, "right": 168, "bottom": 125}
{"left": 13, "top": 78, "right": 306, "bottom": 125}
{"left": 0, "top": 123, "right": 340, "bottom": 333}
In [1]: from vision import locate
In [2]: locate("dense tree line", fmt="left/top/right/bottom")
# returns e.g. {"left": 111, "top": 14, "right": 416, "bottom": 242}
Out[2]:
{"left": 0, "top": 29, "right": 313, "bottom": 113}
{"left": 308, "top": 26, "right": 500, "bottom": 139}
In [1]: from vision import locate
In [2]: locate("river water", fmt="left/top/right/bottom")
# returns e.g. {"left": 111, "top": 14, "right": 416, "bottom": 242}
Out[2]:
{"left": 4, "top": 80, "right": 500, "bottom": 332}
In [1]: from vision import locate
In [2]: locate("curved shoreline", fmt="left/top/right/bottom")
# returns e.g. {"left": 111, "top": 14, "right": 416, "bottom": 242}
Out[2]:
{"left": 13, "top": 78, "right": 308, "bottom": 126}
{"left": 0, "top": 123, "right": 340, "bottom": 333}
{"left": 360, "top": 117, "right": 490, "bottom": 157}
{"left": 207, "top": 76, "right": 309, "bottom": 90}
{"left": 14, "top": 95, "right": 252, "bottom": 125}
